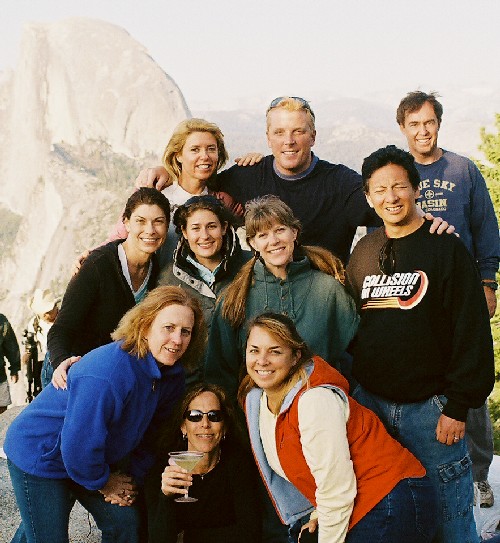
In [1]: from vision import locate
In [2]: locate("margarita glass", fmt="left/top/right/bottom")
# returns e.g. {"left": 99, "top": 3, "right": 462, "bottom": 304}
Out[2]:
{"left": 169, "top": 451, "right": 204, "bottom": 502}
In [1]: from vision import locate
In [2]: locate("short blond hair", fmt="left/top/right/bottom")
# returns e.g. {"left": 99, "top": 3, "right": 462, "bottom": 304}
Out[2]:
{"left": 111, "top": 286, "right": 206, "bottom": 372}
{"left": 162, "top": 118, "right": 229, "bottom": 182}
{"left": 266, "top": 97, "right": 316, "bottom": 132}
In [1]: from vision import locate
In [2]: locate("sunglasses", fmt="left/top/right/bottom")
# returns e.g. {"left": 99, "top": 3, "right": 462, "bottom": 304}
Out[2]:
{"left": 184, "top": 409, "right": 224, "bottom": 423}
{"left": 267, "top": 96, "right": 315, "bottom": 120}
{"left": 378, "top": 238, "right": 396, "bottom": 276}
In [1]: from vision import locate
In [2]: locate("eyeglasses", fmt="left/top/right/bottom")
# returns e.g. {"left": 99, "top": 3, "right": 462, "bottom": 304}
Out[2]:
{"left": 267, "top": 96, "right": 315, "bottom": 120}
{"left": 378, "top": 238, "right": 396, "bottom": 276}
{"left": 184, "top": 409, "right": 224, "bottom": 423}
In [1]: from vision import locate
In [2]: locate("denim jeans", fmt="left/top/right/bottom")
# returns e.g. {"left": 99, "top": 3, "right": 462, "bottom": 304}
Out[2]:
{"left": 8, "top": 459, "right": 141, "bottom": 543}
{"left": 40, "top": 352, "right": 53, "bottom": 389}
{"left": 288, "top": 477, "right": 438, "bottom": 543}
{"left": 352, "top": 385, "right": 479, "bottom": 543}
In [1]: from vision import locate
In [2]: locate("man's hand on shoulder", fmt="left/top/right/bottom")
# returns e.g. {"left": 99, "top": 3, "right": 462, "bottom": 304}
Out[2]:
{"left": 72, "top": 249, "right": 90, "bottom": 276}
{"left": 135, "top": 166, "right": 171, "bottom": 191}
{"left": 423, "top": 211, "right": 456, "bottom": 235}
{"left": 234, "top": 153, "right": 264, "bottom": 167}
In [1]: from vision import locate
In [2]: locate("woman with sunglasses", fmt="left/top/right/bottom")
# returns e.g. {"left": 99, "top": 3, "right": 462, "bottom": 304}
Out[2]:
{"left": 158, "top": 194, "right": 250, "bottom": 384}
{"left": 239, "top": 312, "right": 438, "bottom": 543}
{"left": 145, "top": 383, "right": 261, "bottom": 543}
{"left": 205, "top": 194, "right": 359, "bottom": 403}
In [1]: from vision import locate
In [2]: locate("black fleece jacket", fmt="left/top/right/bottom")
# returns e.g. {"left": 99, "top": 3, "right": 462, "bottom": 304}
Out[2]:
{"left": 48, "top": 240, "right": 159, "bottom": 368}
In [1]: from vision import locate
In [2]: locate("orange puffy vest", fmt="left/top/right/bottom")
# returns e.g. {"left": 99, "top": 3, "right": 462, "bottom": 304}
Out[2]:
{"left": 275, "top": 356, "right": 426, "bottom": 528}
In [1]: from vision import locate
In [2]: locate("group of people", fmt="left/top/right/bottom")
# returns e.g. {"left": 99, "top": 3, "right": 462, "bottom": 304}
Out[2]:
{"left": 1, "top": 91, "right": 498, "bottom": 543}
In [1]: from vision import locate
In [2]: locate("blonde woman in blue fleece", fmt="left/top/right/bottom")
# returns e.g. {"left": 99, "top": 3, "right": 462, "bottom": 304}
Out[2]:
{"left": 4, "top": 286, "right": 206, "bottom": 543}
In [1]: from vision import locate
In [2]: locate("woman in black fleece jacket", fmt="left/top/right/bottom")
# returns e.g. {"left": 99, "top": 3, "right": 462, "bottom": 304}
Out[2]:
{"left": 46, "top": 188, "right": 170, "bottom": 386}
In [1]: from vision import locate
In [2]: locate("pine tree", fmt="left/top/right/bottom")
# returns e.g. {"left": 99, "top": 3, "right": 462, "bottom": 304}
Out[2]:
{"left": 475, "top": 113, "right": 500, "bottom": 210}
{"left": 475, "top": 113, "right": 500, "bottom": 452}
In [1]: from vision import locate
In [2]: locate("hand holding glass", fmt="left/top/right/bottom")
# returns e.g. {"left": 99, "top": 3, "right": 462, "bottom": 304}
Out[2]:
{"left": 168, "top": 451, "right": 204, "bottom": 502}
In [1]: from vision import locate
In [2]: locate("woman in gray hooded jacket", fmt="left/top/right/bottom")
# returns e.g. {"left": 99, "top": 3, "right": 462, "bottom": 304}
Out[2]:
{"left": 158, "top": 195, "right": 250, "bottom": 384}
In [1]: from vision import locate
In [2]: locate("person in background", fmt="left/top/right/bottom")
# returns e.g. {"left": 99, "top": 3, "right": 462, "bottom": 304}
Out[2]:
{"left": 397, "top": 90, "right": 500, "bottom": 508}
{"left": 25, "top": 288, "right": 59, "bottom": 391}
{"left": 4, "top": 286, "right": 206, "bottom": 543}
{"left": 158, "top": 195, "right": 250, "bottom": 385}
{"left": 0, "top": 313, "right": 20, "bottom": 415}
{"left": 145, "top": 383, "right": 261, "bottom": 543}
{"left": 205, "top": 195, "right": 359, "bottom": 405}
{"left": 347, "top": 145, "right": 495, "bottom": 542}
{"left": 47, "top": 187, "right": 169, "bottom": 387}
{"left": 239, "top": 312, "right": 438, "bottom": 543}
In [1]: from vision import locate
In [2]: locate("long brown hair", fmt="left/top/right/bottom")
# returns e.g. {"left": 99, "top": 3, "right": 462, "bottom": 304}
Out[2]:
{"left": 111, "top": 286, "right": 207, "bottom": 372}
{"left": 237, "top": 313, "right": 313, "bottom": 414}
{"left": 222, "top": 195, "right": 345, "bottom": 327}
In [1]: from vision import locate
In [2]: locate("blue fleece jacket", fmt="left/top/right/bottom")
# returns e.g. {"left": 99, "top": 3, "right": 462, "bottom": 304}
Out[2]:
{"left": 4, "top": 341, "right": 184, "bottom": 490}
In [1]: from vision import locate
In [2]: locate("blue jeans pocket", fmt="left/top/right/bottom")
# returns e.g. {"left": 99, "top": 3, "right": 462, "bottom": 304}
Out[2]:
{"left": 41, "top": 352, "right": 53, "bottom": 389}
{"left": 406, "top": 477, "right": 439, "bottom": 540}
{"left": 437, "top": 454, "right": 474, "bottom": 521}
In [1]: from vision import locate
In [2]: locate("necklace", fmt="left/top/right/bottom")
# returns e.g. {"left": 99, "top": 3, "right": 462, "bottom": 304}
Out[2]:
{"left": 198, "top": 449, "right": 221, "bottom": 480}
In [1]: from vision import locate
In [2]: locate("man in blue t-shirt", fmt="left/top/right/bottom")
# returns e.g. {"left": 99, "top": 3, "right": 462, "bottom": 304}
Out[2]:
{"left": 397, "top": 90, "right": 500, "bottom": 507}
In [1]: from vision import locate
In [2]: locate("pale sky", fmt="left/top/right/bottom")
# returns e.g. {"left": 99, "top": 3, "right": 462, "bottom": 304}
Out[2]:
{"left": 1, "top": 0, "right": 500, "bottom": 111}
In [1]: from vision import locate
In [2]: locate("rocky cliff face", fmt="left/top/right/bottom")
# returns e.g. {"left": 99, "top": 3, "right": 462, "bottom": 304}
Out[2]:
{"left": 0, "top": 18, "right": 190, "bottom": 332}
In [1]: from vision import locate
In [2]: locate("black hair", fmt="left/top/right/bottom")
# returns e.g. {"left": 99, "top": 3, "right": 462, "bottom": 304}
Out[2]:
{"left": 173, "top": 194, "right": 234, "bottom": 236}
{"left": 361, "top": 145, "right": 421, "bottom": 192}
{"left": 122, "top": 187, "right": 170, "bottom": 223}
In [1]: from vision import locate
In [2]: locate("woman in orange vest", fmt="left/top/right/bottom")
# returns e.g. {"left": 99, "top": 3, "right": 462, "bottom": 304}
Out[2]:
{"left": 238, "top": 312, "right": 438, "bottom": 543}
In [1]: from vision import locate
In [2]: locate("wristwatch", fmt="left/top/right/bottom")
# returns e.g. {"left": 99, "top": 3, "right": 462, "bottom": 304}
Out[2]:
{"left": 482, "top": 280, "right": 499, "bottom": 291}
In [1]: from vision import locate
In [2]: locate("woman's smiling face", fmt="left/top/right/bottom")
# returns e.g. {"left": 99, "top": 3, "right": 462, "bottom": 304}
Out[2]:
{"left": 176, "top": 131, "right": 219, "bottom": 184}
{"left": 245, "top": 325, "right": 299, "bottom": 397}
{"left": 181, "top": 391, "right": 225, "bottom": 453}
{"left": 144, "top": 304, "right": 194, "bottom": 366}
{"left": 182, "top": 209, "right": 227, "bottom": 270}
{"left": 248, "top": 221, "right": 297, "bottom": 279}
